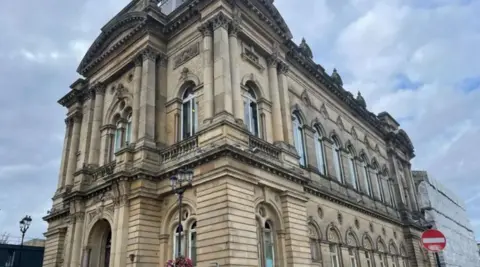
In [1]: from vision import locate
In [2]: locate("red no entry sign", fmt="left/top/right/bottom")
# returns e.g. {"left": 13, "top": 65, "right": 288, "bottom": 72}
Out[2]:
{"left": 421, "top": 229, "right": 446, "bottom": 252}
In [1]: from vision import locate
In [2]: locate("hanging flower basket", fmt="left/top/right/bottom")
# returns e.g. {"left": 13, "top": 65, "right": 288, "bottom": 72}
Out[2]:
{"left": 165, "top": 256, "right": 193, "bottom": 267}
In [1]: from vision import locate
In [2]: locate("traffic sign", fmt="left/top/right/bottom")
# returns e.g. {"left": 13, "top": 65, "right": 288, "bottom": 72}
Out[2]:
{"left": 421, "top": 229, "right": 446, "bottom": 252}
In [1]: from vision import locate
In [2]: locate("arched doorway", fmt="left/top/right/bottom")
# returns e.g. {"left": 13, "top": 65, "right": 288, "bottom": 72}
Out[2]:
{"left": 86, "top": 219, "right": 112, "bottom": 267}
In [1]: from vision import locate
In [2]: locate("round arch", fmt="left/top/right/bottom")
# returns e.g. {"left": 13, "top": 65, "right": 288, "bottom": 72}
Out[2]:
{"left": 103, "top": 94, "right": 133, "bottom": 124}
{"left": 307, "top": 217, "right": 323, "bottom": 240}
{"left": 360, "top": 150, "right": 371, "bottom": 165}
{"left": 175, "top": 70, "right": 200, "bottom": 99}
{"left": 326, "top": 223, "right": 343, "bottom": 244}
{"left": 345, "top": 140, "right": 357, "bottom": 156}
{"left": 329, "top": 131, "right": 344, "bottom": 148}
{"left": 389, "top": 240, "right": 399, "bottom": 255}
{"left": 161, "top": 196, "right": 197, "bottom": 235}
{"left": 291, "top": 105, "right": 307, "bottom": 125}
{"left": 345, "top": 228, "right": 360, "bottom": 247}
{"left": 362, "top": 232, "right": 374, "bottom": 250}
{"left": 311, "top": 119, "right": 326, "bottom": 136}
{"left": 376, "top": 236, "right": 387, "bottom": 252}
{"left": 85, "top": 219, "right": 113, "bottom": 267}
{"left": 254, "top": 199, "right": 284, "bottom": 230}
{"left": 241, "top": 73, "right": 266, "bottom": 98}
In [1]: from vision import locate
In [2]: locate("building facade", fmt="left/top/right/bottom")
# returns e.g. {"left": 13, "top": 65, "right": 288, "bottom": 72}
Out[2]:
{"left": 42, "top": 0, "right": 435, "bottom": 266}
{"left": 413, "top": 171, "right": 480, "bottom": 267}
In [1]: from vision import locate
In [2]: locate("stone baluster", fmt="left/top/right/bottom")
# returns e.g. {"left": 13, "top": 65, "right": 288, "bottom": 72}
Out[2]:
{"left": 88, "top": 83, "right": 106, "bottom": 166}
{"left": 65, "top": 113, "right": 82, "bottom": 187}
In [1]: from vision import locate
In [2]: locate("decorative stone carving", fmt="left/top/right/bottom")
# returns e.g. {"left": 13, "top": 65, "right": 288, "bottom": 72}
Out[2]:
{"left": 331, "top": 68, "right": 343, "bottom": 87}
{"left": 317, "top": 206, "right": 323, "bottom": 219}
{"left": 320, "top": 103, "right": 329, "bottom": 120}
{"left": 134, "top": 56, "right": 143, "bottom": 67}
{"left": 173, "top": 42, "right": 200, "bottom": 70}
{"left": 229, "top": 9, "right": 242, "bottom": 37}
{"left": 336, "top": 116, "right": 345, "bottom": 131}
{"left": 337, "top": 212, "right": 343, "bottom": 225}
{"left": 301, "top": 89, "right": 311, "bottom": 107}
{"left": 347, "top": 233, "right": 355, "bottom": 246}
{"left": 267, "top": 54, "right": 279, "bottom": 68}
{"left": 369, "top": 222, "right": 374, "bottom": 232}
{"left": 351, "top": 127, "right": 358, "bottom": 140}
{"left": 198, "top": 23, "right": 213, "bottom": 37}
{"left": 141, "top": 47, "right": 159, "bottom": 61}
{"left": 211, "top": 12, "right": 230, "bottom": 31}
{"left": 354, "top": 218, "right": 360, "bottom": 229}
{"left": 363, "top": 235, "right": 372, "bottom": 250}
{"left": 278, "top": 61, "right": 289, "bottom": 75}
{"left": 298, "top": 38, "right": 313, "bottom": 59}
{"left": 327, "top": 226, "right": 339, "bottom": 243}
{"left": 382, "top": 227, "right": 386, "bottom": 236}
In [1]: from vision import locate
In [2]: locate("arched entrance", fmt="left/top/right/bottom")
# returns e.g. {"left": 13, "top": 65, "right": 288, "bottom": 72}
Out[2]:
{"left": 85, "top": 219, "right": 112, "bottom": 267}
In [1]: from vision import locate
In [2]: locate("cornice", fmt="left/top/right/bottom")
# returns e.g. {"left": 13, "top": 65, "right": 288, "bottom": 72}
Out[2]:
{"left": 42, "top": 207, "right": 69, "bottom": 223}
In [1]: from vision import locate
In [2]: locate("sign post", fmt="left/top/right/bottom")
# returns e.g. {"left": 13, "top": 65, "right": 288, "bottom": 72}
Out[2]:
{"left": 421, "top": 229, "right": 447, "bottom": 267}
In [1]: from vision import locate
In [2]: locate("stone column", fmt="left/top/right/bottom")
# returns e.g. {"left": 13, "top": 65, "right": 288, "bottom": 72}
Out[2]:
{"left": 137, "top": 47, "right": 157, "bottom": 147}
{"left": 212, "top": 13, "right": 233, "bottom": 117}
{"left": 88, "top": 83, "right": 106, "bottom": 165}
{"left": 268, "top": 55, "right": 284, "bottom": 143}
{"left": 65, "top": 113, "right": 82, "bottom": 187}
{"left": 278, "top": 63, "right": 293, "bottom": 146}
{"left": 131, "top": 57, "right": 143, "bottom": 143}
{"left": 199, "top": 23, "right": 214, "bottom": 124}
{"left": 57, "top": 120, "right": 71, "bottom": 191}
{"left": 156, "top": 56, "right": 168, "bottom": 145}
{"left": 229, "top": 14, "right": 243, "bottom": 124}
{"left": 70, "top": 211, "right": 85, "bottom": 267}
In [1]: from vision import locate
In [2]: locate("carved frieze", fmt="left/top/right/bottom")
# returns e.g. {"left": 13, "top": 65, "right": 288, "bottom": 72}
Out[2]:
{"left": 173, "top": 42, "right": 200, "bottom": 70}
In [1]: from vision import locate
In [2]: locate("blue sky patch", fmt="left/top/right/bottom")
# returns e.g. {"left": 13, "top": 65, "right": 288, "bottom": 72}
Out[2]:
{"left": 393, "top": 73, "right": 423, "bottom": 91}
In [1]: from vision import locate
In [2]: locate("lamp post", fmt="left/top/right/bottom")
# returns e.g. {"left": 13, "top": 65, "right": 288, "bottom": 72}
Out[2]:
{"left": 170, "top": 168, "right": 194, "bottom": 258}
{"left": 18, "top": 215, "right": 32, "bottom": 267}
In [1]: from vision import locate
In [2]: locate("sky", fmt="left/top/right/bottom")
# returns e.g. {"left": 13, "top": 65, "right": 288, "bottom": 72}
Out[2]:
{"left": 0, "top": 0, "right": 479, "bottom": 244}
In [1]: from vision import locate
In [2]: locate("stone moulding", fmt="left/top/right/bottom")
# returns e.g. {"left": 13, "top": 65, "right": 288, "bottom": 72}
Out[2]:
{"left": 173, "top": 42, "right": 200, "bottom": 70}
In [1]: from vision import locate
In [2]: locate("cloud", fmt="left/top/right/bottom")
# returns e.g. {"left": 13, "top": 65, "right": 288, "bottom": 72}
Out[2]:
{"left": 0, "top": 0, "right": 479, "bottom": 246}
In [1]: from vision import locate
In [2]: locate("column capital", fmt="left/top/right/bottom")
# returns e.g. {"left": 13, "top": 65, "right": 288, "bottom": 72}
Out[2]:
{"left": 157, "top": 54, "right": 168, "bottom": 68}
{"left": 134, "top": 55, "right": 143, "bottom": 67}
{"left": 278, "top": 61, "right": 289, "bottom": 75}
{"left": 66, "top": 112, "right": 83, "bottom": 124}
{"left": 267, "top": 55, "right": 279, "bottom": 68}
{"left": 198, "top": 23, "right": 213, "bottom": 37}
{"left": 72, "top": 212, "right": 85, "bottom": 222}
{"left": 211, "top": 12, "right": 231, "bottom": 31}
{"left": 228, "top": 10, "right": 242, "bottom": 37}
{"left": 140, "top": 46, "right": 161, "bottom": 62}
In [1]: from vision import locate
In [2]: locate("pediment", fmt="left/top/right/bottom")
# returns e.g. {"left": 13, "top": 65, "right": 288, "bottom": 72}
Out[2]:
{"left": 77, "top": 11, "right": 148, "bottom": 75}
{"left": 244, "top": 0, "right": 293, "bottom": 40}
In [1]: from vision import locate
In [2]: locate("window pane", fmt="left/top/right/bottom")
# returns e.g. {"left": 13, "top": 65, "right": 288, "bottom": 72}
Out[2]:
{"left": 244, "top": 99, "right": 251, "bottom": 131}
{"left": 125, "top": 122, "right": 132, "bottom": 145}
{"left": 315, "top": 134, "right": 325, "bottom": 174}
{"left": 190, "top": 232, "right": 196, "bottom": 265}
{"left": 363, "top": 166, "right": 371, "bottom": 196}
{"left": 333, "top": 148, "right": 342, "bottom": 181}
{"left": 251, "top": 102, "right": 259, "bottom": 136}
{"left": 114, "top": 128, "right": 122, "bottom": 152}
{"left": 349, "top": 158, "right": 356, "bottom": 189}
{"left": 193, "top": 100, "right": 198, "bottom": 135}
{"left": 182, "top": 101, "right": 191, "bottom": 139}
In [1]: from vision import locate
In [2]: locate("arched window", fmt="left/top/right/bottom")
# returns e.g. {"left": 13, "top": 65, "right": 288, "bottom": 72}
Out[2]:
{"left": 308, "top": 223, "right": 321, "bottom": 262}
{"left": 114, "top": 121, "right": 123, "bottom": 153}
{"left": 259, "top": 221, "right": 275, "bottom": 267}
{"left": 332, "top": 136, "right": 343, "bottom": 182}
{"left": 373, "top": 164, "right": 385, "bottom": 202}
{"left": 181, "top": 86, "right": 198, "bottom": 140}
{"left": 379, "top": 254, "right": 386, "bottom": 267}
{"left": 361, "top": 155, "right": 373, "bottom": 196}
{"left": 292, "top": 112, "right": 306, "bottom": 167}
{"left": 189, "top": 222, "right": 197, "bottom": 266}
{"left": 329, "top": 244, "right": 340, "bottom": 267}
{"left": 173, "top": 225, "right": 186, "bottom": 258}
{"left": 314, "top": 126, "right": 326, "bottom": 175}
{"left": 125, "top": 112, "right": 132, "bottom": 145}
{"left": 244, "top": 85, "right": 259, "bottom": 136}
{"left": 104, "top": 232, "right": 111, "bottom": 267}
{"left": 347, "top": 145, "right": 358, "bottom": 189}
{"left": 365, "top": 251, "right": 372, "bottom": 267}
{"left": 349, "top": 248, "right": 358, "bottom": 267}
{"left": 388, "top": 178, "right": 397, "bottom": 207}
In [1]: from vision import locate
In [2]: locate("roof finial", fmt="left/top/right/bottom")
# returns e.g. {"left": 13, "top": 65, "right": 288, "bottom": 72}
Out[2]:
{"left": 356, "top": 91, "right": 367, "bottom": 109}
{"left": 298, "top": 37, "right": 313, "bottom": 59}
{"left": 331, "top": 68, "right": 343, "bottom": 87}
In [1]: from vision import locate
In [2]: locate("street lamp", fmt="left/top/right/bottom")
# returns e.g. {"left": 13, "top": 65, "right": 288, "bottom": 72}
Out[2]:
{"left": 170, "top": 168, "right": 194, "bottom": 258}
{"left": 18, "top": 215, "right": 32, "bottom": 267}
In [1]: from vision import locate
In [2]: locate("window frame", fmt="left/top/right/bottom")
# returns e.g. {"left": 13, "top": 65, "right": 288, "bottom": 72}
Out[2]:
{"left": 329, "top": 244, "right": 340, "bottom": 267}
{"left": 332, "top": 137, "right": 344, "bottom": 182}
{"left": 314, "top": 128, "right": 326, "bottom": 175}
{"left": 243, "top": 87, "right": 260, "bottom": 137}
{"left": 347, "top": 146, "right": 358, "bottom": 190}
{"left": 180, "top": 87, "right": 198, "bottom": 140}
{"left": 292, "top": 112, "right": 306, "bottom": 167}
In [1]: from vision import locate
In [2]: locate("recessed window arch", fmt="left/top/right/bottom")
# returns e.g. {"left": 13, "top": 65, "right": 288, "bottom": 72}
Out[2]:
{"left": 314, "top": 124, "right": 327, "bottom": 175}
{"left": 308, "top": 222, "right": 322, "bottom": 262}
{"left": 331, "top": 136, "right": 344, "bottom": 182}
{"left": 257, "top": 220, "right": 276, "bottom": 267}
{"left": 361, "top": 154, "right": 373, "bottom": 196}
{"left": 181, "top": 83, "right": 198, "bottom": 140}
{"left": 244, "top": 82, "right": 260, "bottom": 136}
{"left": 346, "top": 145, "right": 359, "bottom": 190}
{"left": 373, "top": 162, "right": 385, "bottom": 202}
{"left": 327, "top": 226, "right": 341, "bottom": 267}
{"left": 125, "top": 112, "right": 132, "bottom": 145}
{"left": 292, "top": 111, "right": 306, "bottom": 167}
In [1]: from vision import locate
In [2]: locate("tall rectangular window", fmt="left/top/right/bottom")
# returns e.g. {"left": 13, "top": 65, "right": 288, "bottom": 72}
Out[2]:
{"left": 330, "top": 245, "right": 340, "bottom": 267}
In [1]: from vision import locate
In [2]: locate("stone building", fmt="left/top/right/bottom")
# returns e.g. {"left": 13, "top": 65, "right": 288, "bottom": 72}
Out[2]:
{"left": 413, "top": 170, "right": 480, "bottom": 267}
{"left": 42, "top": 0, "right": 435, "bottom": 266}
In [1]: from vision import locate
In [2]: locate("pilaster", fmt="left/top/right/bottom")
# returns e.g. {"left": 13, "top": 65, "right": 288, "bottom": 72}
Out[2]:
{"left": 278, "top": 63, "right": 293, "bottom": 146}
{"left": 113, "top": 180, "right": 130, "bottom": 267}
{"left": 42, "top": 227, "right": 67, "bottom": 267}
{"left": 229, "top": 11, "right": 243, "bottom": 125}
{"left": 88, "top": 83, "right": 106, "bottom": 166}
{"left": 131, "top": 57, "right": 143, "bottom": 144}
{"left": 137, "top": 46, "right": 159, "bottom": 148}
{"left": 211, "top": 12, "right": 233, "bottom": 118}
{"left": 198, "top": 23, "right": 214, "bottom": 124}
{"left": 268, "top": 49, "right": 285, "bottom": 143}
{"left": 56, "top": 119, "right": 71, "bottom": 192}
{"left": 279, "top": 191, "right": 310, "bottom": 266}
{"left": 70, "top": 208, "right": 86, "bottom": 267}
{"left": 65, "top": 112, "right": 82, "bottom": 187}
{"left": 156, "top": 56, "right": 168, "bottom": 146}
{"left": 99, "top": 124, "right": 115, "bottom": 166}
{"left": 196, "top": 177, "right": 259, "bottom": 267}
